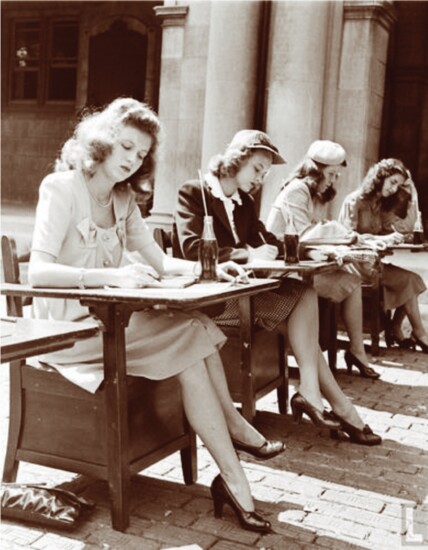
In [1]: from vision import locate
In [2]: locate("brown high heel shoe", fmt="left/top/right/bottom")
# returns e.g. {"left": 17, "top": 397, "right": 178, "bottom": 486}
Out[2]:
{"left": 210, "top": 475, "right": 271, "bottom": 533}
{"left": 290, "top": 393, "right": 340, "bottom": 429}
{"left": 329, "top": 412, "right": 382, "bottom": 446}
{"left": 231, "top": 438, "right": 285, "bottom": 460}
{"left": 344, "top": 351, "right": 380, "bottom": 379}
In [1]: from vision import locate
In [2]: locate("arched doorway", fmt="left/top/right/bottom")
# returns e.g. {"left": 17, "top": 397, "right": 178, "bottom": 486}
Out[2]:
{"left": 87, "top": 19, "right": 148, "bottom": 107}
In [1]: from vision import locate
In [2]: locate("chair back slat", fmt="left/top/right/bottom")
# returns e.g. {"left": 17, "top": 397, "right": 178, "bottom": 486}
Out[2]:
{"left": 1, "top": 235, "right": 32, "bottom": 317}
{"left": 153, "top": 227, "right": 173, "bottom": 255}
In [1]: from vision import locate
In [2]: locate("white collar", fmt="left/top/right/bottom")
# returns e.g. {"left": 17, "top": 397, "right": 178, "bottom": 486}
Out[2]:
{"left": 205, "top": 173, "right": 242, "bottom": 205}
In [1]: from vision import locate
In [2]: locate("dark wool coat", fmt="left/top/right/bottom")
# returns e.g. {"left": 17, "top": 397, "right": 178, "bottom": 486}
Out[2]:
{"left": 173, "top": 179, "right": 282, "bottom": 263}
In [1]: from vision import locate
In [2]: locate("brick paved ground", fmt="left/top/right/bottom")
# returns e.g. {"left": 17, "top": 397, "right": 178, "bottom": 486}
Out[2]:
{"left": 1, "top": 341, "right": 428, "bottom": 550}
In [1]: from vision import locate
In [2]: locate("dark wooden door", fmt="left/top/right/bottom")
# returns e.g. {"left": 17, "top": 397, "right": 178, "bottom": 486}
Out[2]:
{"left": 87, "top": 20, "right": 147, "bottom": 108}
{"left": 381, "top": 1, "right": 428, "bottom": 234}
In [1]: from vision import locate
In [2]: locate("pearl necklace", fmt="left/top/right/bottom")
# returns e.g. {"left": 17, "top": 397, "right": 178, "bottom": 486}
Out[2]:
{"left": 87, "top": 185, "right": 113, "bottom": 208}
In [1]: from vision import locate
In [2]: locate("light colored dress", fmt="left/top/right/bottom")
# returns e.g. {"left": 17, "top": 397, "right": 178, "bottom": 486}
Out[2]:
{"left": 31, "top": 170, "right": 226, "bottom": 393}
{"left": 338, "top": 190, "right": 426, "bottom": 310}
{"left": 266, "top": 178, "right": 360, "bottom": 303}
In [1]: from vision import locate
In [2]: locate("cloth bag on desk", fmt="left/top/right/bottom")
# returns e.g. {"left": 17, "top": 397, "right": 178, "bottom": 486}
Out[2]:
{"left": 300, "top": 220, "right": 358, "bottom": 246}
{"left": 1, "top": 482, "right": 95, "bottom": 529}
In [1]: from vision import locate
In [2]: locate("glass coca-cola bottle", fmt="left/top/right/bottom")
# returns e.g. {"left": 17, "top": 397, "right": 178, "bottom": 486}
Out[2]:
{"left": 284, "top": 211, "right": 299, "bottom": 264}
{"left": 198, "top": 215, "right": 218, "bottom": 281}
{"left": 413, "top": 211, "right": 425, "bottom": 244}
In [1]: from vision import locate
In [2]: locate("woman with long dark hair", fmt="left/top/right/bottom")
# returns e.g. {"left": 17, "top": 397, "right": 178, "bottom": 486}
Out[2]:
{"left": 339, "top": 158, "right": 428, "bottom": 352}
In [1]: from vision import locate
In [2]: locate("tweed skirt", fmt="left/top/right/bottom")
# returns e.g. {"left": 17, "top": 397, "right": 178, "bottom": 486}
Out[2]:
{"left": 213, "top": 278, "right": 308, "bottom": 331}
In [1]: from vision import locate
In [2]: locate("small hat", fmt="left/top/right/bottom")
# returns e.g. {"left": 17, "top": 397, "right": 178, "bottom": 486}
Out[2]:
{"left": 227, "top": 129, "right": 286, "bottom": 164}
{"left": 307, "top": 140, "right": 347, "bottom": 167}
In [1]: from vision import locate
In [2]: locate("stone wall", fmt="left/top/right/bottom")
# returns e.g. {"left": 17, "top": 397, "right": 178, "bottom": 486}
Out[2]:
{"left": 1, "top": 111, "right": 73, "bottom": 204}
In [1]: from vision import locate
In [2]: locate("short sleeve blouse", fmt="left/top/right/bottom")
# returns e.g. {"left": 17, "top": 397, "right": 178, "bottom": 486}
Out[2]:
{"left": 31, "top": 170, "right": 155, "bottom": 322}
{"left": 32, "top": 170, "right": 155, "bottom": 266}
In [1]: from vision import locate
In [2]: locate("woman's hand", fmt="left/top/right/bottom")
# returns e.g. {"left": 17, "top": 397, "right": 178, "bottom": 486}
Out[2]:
{"left": 251, "top": 244, "right": 278, "bottom": 261}
{"left": 358, "top": 231, "right": 404, "bottom": 250}
{"left": 216, "top": 261, "right": 250, "bottom": 284}
{"left": 384, "top": 231, "right": 405, "bottom": 246}
{"left": 111, "top": 263, "right": 162, "bottom": 288}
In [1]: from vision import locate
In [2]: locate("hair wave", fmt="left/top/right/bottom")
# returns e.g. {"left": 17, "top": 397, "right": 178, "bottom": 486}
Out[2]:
{"left": 54, "top": 97, "right": 161, "bottom": 191}
{"left": 209, "top": 146, "right": 255, "bottom": 178}
{"left": 360, "top": 158, "right": 408, "bottom": 200}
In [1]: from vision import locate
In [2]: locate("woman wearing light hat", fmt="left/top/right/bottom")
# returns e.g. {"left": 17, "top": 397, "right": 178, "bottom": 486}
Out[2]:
{"left": 174, "top": 130, "right": 381, "bottom": 448}
{"left": 266, "top": 140, "right": 381, "bottom": 381}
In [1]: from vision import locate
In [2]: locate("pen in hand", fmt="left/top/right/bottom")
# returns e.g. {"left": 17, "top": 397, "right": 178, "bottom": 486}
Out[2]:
{"left": 259, "top": 232, "right": 267, "bottom": 244}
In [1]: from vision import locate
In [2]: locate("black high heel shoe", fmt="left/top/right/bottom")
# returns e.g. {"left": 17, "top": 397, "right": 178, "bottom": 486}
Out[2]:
{"left": 329, "top": 412, "right": 382, "bottom": 446}
{"left": 290, "top": 393, "right": 340, "bottom": 429}
{"left": 344, "top": 351, "right": 380, "bottom": 379}
{"left": 411, "top": 333, "right": 428, "bottom": 354}
{"left": 231, "top": 438, "right": 285, "bottom": 460}
{"left": 393, "top": 334, "right": 416, "bottom": 349}
{"left": 210, "top": 475, "right": 272, "bottom": 533}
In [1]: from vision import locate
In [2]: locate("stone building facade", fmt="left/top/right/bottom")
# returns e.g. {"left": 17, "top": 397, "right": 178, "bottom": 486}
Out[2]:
{"left": 2, "top": 0, "right": 427, "bottom": 232}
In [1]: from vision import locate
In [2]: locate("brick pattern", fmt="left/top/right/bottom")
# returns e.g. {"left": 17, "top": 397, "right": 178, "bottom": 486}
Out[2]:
{"left": 1, "top": 343, "right": 428, "bottom": 549}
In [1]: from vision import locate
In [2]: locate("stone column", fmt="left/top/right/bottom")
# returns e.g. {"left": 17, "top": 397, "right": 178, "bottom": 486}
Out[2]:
{"left": 151, "top": 1, "right": 262, "bottom": 229}
{"left": 150, "top": 3, "right": 190, "bottom": 230}
{"left": 261, "top": 0, "right": 337, "bottom": 220}
{"left": 331, "top": 0, "right": 397, "bottom": 219}
{"left": 200, "top": 1, "right": 262, "bottom": 171}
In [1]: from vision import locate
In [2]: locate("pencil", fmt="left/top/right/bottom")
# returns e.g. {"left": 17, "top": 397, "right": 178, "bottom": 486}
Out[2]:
{"left": 259, "top": 232, "right": 267, "bottom": 244}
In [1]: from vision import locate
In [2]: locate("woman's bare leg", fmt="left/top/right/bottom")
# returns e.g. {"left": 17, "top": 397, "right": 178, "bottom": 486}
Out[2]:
{"left": 283, "top": 287, "right": 325, "bottom": 410}
{"left": 204, "top": 352, "right": 266, "bottom": 447}
{"left": 317, "top": 350, "right": 364, "bottom": 428}
{"left": 177, "top": 361, "right": 253, "bottom": 510}
{"left": 403, "top": 296, "right": 428, "bottom": 343}
{"left": 391, "top": 305, "right": 407, "bottom": 339}
{"left": 341, "top": 286, "right": 371, "bottom": 366}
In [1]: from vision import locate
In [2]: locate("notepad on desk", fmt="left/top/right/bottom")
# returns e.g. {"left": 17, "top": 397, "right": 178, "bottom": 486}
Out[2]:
{"left": 148, "top": 275, "right": 198, "bottom": 289}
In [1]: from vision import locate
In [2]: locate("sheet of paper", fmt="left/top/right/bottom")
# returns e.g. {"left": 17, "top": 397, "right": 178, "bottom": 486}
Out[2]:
{"left": 146, "top": 275, "right": 197, "bottom": 289}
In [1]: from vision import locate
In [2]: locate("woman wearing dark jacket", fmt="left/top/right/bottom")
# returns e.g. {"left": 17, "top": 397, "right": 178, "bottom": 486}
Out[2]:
{"left": 173, "top": 129, "right": 381, "bottom": 446}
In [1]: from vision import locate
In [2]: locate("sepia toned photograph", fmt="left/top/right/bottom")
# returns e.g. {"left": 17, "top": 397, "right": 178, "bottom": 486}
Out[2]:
{"left": 1, "top": 1, "right": 427, "bottom": 548}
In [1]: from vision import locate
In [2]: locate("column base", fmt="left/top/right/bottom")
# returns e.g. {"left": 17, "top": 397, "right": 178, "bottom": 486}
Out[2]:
{"left": 145, "top": 211, "right": 174, "bottom": 231}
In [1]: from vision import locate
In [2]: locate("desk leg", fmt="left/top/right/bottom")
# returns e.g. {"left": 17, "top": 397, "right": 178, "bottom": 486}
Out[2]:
{"left": 2, "top": 362, "right": 22, "bottom": 482}
{"left": 238, "top": 295, "right": 255, "bottom": 422}
{"left": 98, "top": 303, "right": 131, "bottom": 532}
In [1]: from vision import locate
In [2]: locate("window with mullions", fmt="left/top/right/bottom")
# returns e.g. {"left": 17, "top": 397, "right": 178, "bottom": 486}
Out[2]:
{"left": 10, "top": 19, "right": 78, "bottom": 103}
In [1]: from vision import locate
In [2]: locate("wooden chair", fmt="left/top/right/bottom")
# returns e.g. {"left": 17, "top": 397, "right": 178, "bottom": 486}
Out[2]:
{"left": 1, "top": 234, "right": 197, "bottom": 532}
{"left": 154, "top": 227, "right": 289, "bottom": 421}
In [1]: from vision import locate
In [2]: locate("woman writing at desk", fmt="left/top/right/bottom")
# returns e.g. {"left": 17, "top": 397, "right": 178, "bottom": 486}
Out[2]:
{"left": 173, "top": 130, "right": 381, "bottom": 446}
{"left": 339, "top": 158, "right": 428, "bottom": 353}
{"left": 28, "top": 98, "right": 285, "bottom": 534}
{"left": 266, "top": 140, "right": 380, "bottom": 379}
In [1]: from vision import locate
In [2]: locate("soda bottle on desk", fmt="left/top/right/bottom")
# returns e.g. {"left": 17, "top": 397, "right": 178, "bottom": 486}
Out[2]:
{"left": 198, "top": 216, "right": 218, "bottom": 281}
{"left": 284, "top": 211, "right": 299, "bottom": 264}
{"left": 413, "top": 211, "right": 425, "bottom": 244}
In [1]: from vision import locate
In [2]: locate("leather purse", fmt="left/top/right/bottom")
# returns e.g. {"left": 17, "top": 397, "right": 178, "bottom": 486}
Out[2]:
{"left": 1, "top": 482, "right": 95, "bottom": 529}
